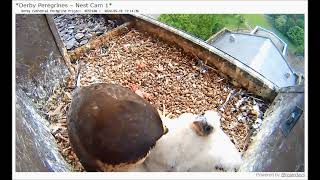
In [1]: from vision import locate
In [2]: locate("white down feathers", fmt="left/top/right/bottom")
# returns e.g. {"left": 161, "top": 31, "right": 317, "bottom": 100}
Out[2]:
{"left": 128, "top": 110, "right": 242, "bottom": 172}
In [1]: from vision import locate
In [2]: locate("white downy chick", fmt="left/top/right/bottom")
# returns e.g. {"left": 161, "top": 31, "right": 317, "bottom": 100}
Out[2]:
{"left": 131, "top": 110, "right": 242, "bottom": 172}
{"left": 202, "top": 110, "right": 242, "bottom": 171}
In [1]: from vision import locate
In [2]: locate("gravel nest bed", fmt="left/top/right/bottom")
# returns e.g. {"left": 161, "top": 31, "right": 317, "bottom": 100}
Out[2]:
{"left": 45, "top": 29, "right": 269, "bottom": 171}
{"left": 53, "top": 14, "right": 122, "bottom": 50}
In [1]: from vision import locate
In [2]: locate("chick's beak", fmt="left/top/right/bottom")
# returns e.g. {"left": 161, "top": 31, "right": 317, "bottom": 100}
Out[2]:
{"left": 163, "top": 125, "right": 169, "bottom": 135}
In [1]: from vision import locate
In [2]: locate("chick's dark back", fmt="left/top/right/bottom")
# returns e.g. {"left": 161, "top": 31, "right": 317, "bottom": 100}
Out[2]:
{"left": 67, "top": 83, "right": 164, "bottom": 169}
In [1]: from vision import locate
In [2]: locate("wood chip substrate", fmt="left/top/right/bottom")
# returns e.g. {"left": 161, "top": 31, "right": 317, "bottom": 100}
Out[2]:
{"left": 45, "top": 29, "right": 269, "bottom": 171}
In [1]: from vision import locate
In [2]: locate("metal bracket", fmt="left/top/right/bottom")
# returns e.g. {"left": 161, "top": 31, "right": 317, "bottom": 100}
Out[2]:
{"left": 280, "top": 106, "right": 303, "bottom": 137}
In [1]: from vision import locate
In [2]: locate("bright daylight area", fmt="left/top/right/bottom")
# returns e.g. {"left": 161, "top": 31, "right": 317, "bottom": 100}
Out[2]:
{"left": 151, "top": 14, "right": 305, "bottom": 75}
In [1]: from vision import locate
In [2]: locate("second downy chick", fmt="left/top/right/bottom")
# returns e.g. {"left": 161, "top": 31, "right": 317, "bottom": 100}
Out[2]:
{"left": 130, "top": 110, "right": 242, "bottom": 172}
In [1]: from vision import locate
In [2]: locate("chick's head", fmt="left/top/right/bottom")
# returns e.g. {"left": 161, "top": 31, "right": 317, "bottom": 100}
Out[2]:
{"left": 189, "top": 110, "right": 221, "bottom": 137}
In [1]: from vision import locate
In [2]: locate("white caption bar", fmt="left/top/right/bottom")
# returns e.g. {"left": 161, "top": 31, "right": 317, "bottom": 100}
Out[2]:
{"left": 13, "top": 172, "right": 307, "bottom": 180}
{"left": 13, "top": 1, "right": 307, "bottom": 14}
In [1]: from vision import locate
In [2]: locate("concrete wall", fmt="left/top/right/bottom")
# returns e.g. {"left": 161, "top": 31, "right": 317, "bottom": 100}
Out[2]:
{"left": 240, "top": 86, "right": 304, "bottom": 172}
{"left": 206, "top": 27, "right": 231, "bottom": 45}
{"left": 15, "top": 14, "right": 71, "bottom": 172}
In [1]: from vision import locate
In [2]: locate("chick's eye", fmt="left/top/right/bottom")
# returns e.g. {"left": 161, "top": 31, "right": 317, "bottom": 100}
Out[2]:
{"left": 204, "top": 125, "right": 213, "bottom": 132}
